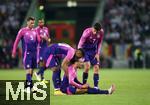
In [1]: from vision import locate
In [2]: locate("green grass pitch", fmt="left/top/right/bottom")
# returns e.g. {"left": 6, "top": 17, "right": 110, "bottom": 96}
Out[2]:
{"left": 0, "top": 68, "right": 150, "bottom": 105}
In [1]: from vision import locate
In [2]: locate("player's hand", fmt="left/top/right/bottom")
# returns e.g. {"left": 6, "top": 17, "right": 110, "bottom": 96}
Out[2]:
{"left": 47, "top": 38, "right": 51, "bottom": 44}
{"left": 81, "top": 84, "right": 89, "bottom": 89}
{"left": 12, "top": 53, "right": 16, "bottom": 58}
{"left": 95, "top": 54, "right": 100, "bottom": 62}
{"left": 41, "top": 35, "right": 48, "bottom": 40}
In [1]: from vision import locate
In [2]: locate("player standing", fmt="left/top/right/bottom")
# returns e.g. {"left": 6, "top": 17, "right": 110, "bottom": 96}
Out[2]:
{"left": 78, "top": 23, "right": 104, "bottom": 88}
{"left": 35, "top": 18, "right": 51, "bottom": 82}
{"left": 12, "top": 16, "right": 40, "bottom": 92}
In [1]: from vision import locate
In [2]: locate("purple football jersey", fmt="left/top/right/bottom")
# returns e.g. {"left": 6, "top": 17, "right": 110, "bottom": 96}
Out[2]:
{"left": 12, "top": 27, "right": 40, "bottom": 56}
{"left": 78, "top": 28, "right": 104, "bottom": 55}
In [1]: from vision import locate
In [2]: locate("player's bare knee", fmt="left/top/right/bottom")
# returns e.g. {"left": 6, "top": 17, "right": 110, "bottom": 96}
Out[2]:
{"left": 26, "top": 69, "right": 32, "bottom": 74}
{"left": 84, "top": 65, "right": 90, "bottom": 73}
{"left": 84, "top": 68, "right": 89, "bottom": 73}
{"left": 51, "top": 67, "right": 59, "bottom": 72}
{"left": 94, "top": 65, "right": 99, "bottom": 73}
{"left": 39, "top": 61, "right": 44, "bottom": 67}
{"left": 84, "top": 62, "right": 90, "bottom": 70}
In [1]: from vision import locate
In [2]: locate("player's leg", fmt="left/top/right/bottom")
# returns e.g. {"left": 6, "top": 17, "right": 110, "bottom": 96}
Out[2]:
{"left": 87, "top": 87, "right": 108, "bottom": 94}
{"left": 91, "top": 56, "right": 100, "bottom": 88}
{"left": 87, "top": 84, "right": 116, "bottom": 95}
{"left": 37, "top": 47, "right": 47, "bottom": 80}
{"left": 52, "top": 67, "right": 65, "bottom": 95}
{"left": 23, "top": 53, "right": 33, "bottom": 91}
{"left": 60, "top": 75, "right": 69, "bottom": 93}
{"left": 35, "top": 60, "right": 46, "bottom": 81}
{"left": 37, "top": 60, "right": 45, "bottom": 77}
{"left": 25, "top": 69, "right": 34, "bottom": 93}
{"left": 35, "top": 47, "right": 47, "bottom": 81}
{"left": 35, "top": 52, "right": 51, "bottom": 82}
{"left": 49, "top": 57, "right": 65, "bottom": 95}
{"left": 83, "top": 61, "right": 90, "bottom": 84}
{"left": 29, "top": 54, "right": 41, "bottom": 92}
{"left": 49, "top": 56, "right": 61, "bottom": 89}
{"left": 93, "top": 64, "right": 100, "bottom": 88}
{"left": 76, "top": 88, "right": 88, "bottom": 94}
{"left": 25, "top": 69, "right": 33, "bottom": 88}
{"left": 51, "top": 66, "right": 61, "bottom": 90}
{"left": 66, "top": 85, "right": 87, "bottom": 95}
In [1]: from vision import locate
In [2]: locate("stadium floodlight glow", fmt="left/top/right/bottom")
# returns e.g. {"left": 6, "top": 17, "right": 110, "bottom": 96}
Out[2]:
{"left": 67, "top": 1, "right": 73, "bottom": 7}
{"left": 67, "top": 0, "right": 77, "bottom": 7}
{"left": 73, "top": 1, "right": 77, "bottom": 7}
{"left": 39, "top": 5, "right": 44, "bottom": 10}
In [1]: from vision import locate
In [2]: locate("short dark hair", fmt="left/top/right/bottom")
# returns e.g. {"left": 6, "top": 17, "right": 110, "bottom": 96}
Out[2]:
{"left": 77, "top": 48, "right": 85, "bottom": 57}
{"left": 93, "top": 22, "right": 101, "bottom": 31}
{"left": 69, "top": 48, "right": 85, "bottom": 65}
{"left": 27, "top": 16, "right": 35, "bottom": 21}
{"left": 38, "top": 18, "right": 44, "bottom": 21}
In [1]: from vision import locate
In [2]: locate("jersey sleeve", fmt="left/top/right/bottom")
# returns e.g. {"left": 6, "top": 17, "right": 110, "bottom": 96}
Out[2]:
{"left": 46, "top": 27, "right": 50, "bottom": 38}
{"left": 68, "top": 67, "right": 82, "bottom": 89}
{"left": 35, "top": 27, "right": 41, "bottom": 42}
{"left": 78, "top": 29, "right": 90, "bottom": 48}
{"left": 65, "top": 48, "right": 75, "bottom": 61}
{"left": 36, "top": 29, "right": 41, "bottom": 63}
{"left": 36, "top": 29, "right": 41, "bottom": 43}
{"left": 97, "top": 29, "right": 104, "bottom": 55}
{"left": 12, "top": 29, "right": 23, "bottom": 55}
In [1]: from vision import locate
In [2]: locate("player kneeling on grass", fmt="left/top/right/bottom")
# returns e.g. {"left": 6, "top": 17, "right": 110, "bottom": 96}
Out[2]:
{"left": 60, "top": 61, "right": 115, "bottom": 95}
{"left": 34, "top": 43, "right": 85, "bottom": 95}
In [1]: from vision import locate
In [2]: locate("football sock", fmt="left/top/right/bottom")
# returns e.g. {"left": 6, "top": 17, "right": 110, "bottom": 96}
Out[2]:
{"left": 52, "top": 69, "right": 61, "bottom": 89}
{"left": 37, "top": 66, "right": 45, "bottom": 80}
{"left": 25, "top": 73, "right": 32, "bottom": 88}
{"left": 61, "top": 75, "right": 68, "bottom": 85}
{"left": 25, "top": 80, "right": 33, "bottom": 88}
{"left": 94, "top": 73, "right": 99, "bottom": 87}
{"left": 26, "top": 73, "right": 31, "bottom": 81}
{"left": 87, "top": 87, "right": 108, "bottom": 94}
{"left": 98, "top": 89, "right": 109, "bottom": 94}
{"left": 87, "top": 87, "right": 99, "bottom": 94}
{"left": 60, "top": 76, "right": 69, "bottom": 93}
{"left": 83, "top": 72, "right": 88, "bottom": 84}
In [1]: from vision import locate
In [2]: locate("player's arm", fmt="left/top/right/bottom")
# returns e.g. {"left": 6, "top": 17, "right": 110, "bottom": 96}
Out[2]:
{"left": 36, "top": 31, "right": 41, "bottom": 43}
{"left": 69, "top": 76, "right": 82, "bottom": 89}
{"left": 35, "top": 28, "right": 41, "bottom": 44}
{"left": 69, "top": 71, "right": 88, "bottom": 89}
{"left": 61, "top": 48, "right": 75, "bottom": 76}
{"left": 78, "top": 29, "right": 89, "bottom": 48}
{"left": 61, "top": 57, "right": 69, "bottom": 76}
{"left": 40, "top": 28, "right": 51, "bottom": 43}
{"left": 46, "top": 27, "right": 51, "bottom": 44}
{"left": 74, "top": 78, "right": 83, "bottom": 85}
{"left": 68, "top": 67, "right": 86, "bottom": 89}
{"left": 97, "top": 29, "right": 104, "bottom": 55}
{"left": 12, "top": 29, "right": 23, "bottom": 58}
{"left": 36, "top": 30, "right": 41, "bottom": 63}
{"left": 95, "top": 29, "right": 104, "bottom": 61}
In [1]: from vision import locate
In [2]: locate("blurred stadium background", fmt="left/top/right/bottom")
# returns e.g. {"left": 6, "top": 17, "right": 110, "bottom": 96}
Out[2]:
{"left": 0, "top": 0, "right": 150, "bottom": 69}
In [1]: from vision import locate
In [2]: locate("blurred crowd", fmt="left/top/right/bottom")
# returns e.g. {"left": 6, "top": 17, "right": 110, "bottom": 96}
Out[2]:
{"left": 103, "top": 0, "right": 149, "bottom": 44}
{"left": 101, "top": 0, "right": 150, "bottom": 68}
{"left": 0, "top": 0, "right": 31, "bottom": 68}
